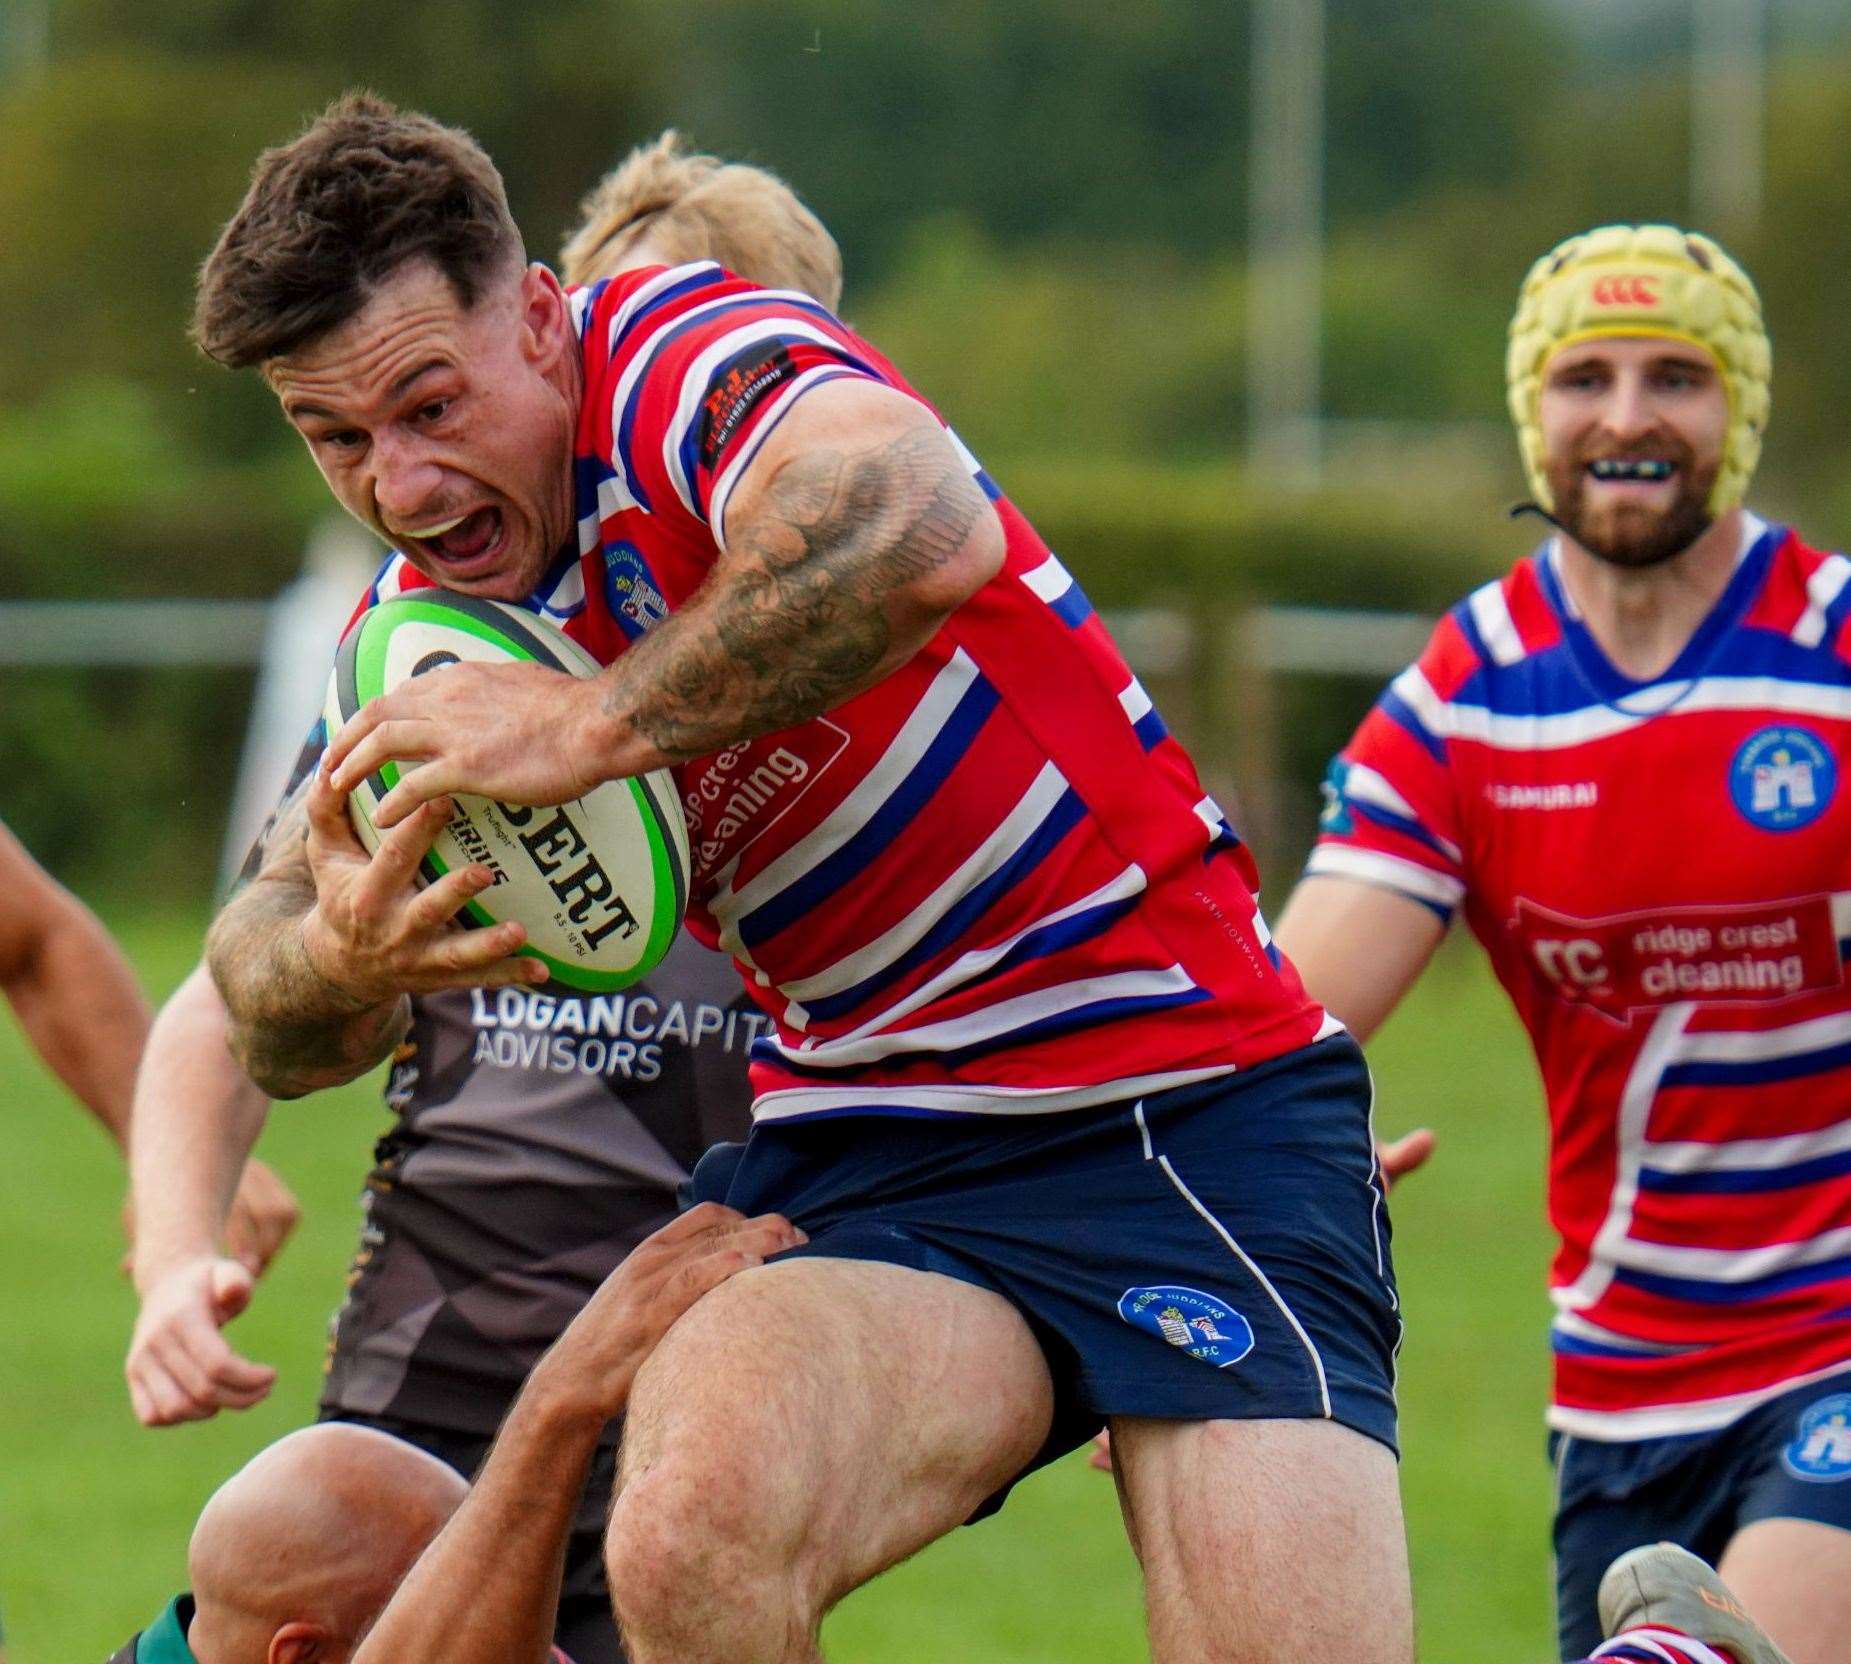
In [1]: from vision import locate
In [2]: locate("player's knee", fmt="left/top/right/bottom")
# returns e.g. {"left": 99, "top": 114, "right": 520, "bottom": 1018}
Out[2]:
{"left": 604, "top": 1499, "right": 701, "bottom": 1645}
{"left": 606, "top": 1461, "right": 808, "bottom": 1639}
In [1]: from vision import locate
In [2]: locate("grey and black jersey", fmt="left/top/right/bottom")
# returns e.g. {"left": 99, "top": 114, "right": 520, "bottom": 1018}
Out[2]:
{"left": 319, "top": 926, "right": 758, "bottom": 1436}
{"left": 239, "top": 722, "right": 757, "bottom": 1440}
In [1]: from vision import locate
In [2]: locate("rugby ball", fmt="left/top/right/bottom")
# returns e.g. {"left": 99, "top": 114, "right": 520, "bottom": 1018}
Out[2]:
{"left": 325, "top": 593, "right": 688, "bottom": 993}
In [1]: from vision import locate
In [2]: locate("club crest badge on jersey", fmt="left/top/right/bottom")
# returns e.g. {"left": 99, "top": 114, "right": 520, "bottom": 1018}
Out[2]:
{"left": 603, "top": 543, "right": 671, "bottom": 639}
{"left": 1782, "top": 1393, "right": 1851, "bottom": 1482}
{"left": 1729, "top": 726, "right": 1836, "bottom": 832}
{"left": 1119, "top": 1285, "right": 1254, "bottom": 1368}
{"left": 1318, "top": 757, "right": 1356, "bottom": 836}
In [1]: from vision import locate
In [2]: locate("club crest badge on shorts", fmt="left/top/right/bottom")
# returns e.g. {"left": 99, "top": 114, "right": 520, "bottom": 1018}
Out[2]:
{"left": 1782, "top": 1393, "right": 1851, "bottom": 1482}
{"left": 1119, "top": 1285, "right": 1254, "bottom": 1368}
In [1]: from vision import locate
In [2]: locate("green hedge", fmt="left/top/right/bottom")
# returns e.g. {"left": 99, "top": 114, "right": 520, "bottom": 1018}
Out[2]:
{"left": 1004, "top": 458, "right": 1534, "bottom": 612}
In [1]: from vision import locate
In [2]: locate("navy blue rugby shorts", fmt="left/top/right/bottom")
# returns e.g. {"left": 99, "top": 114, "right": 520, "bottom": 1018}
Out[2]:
{"left": 1553, "top": 1368, "right": 1851, "bottom": 1658}
{"left": 689, "top": 1032, "right": 1402, "bottom": 1515}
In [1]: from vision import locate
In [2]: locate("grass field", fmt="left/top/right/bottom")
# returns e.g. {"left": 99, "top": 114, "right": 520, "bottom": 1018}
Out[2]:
{"left": 0, "top": 904, "right": 1557, "bottom": 1662}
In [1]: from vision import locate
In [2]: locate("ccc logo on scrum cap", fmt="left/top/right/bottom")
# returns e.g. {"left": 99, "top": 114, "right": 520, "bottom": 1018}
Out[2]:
{"left": 1592, "top": 274, "right": 1661, "bottom": 307}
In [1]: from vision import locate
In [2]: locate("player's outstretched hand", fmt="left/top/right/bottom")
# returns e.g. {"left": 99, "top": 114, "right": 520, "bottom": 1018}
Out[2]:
{"left": 224, "top": 1158, "right": 302, "bottom": 1277}
{"left": 1378, "top": 1128, "right": 1436, "bottom": 1191}
{"left": 299, "top": 766, "right": 546, "bottom": 1004}
{"left": 126, "top": 1256, "right": 276, "bottom": 1427}
{"left": 533, "top": 1203, "right": 807, "bottom": 1423}
{"left": 326, "top": 661, "right": 610, "bottom": 830}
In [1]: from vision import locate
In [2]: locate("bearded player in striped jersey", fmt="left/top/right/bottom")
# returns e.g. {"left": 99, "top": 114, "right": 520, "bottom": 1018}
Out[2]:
{"left": 196, "top": 95, "right": 1407, "bottom": 1663}
{"left": 1280, "top": 225, "right": 1851, "bottom": 1664}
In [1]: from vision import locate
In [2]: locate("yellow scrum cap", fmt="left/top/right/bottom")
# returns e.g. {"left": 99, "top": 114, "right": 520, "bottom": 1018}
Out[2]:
{"left": 1506, "top": 223, "right": 1770, "bottom": 515}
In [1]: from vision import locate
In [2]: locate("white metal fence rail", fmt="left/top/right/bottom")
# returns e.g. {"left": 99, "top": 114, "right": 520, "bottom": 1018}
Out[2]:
{"left": 1, "top": 524, "right": 1434, "bottom": 879}
{"left": 0, "top": 598, "right": 1432, "bottom": 675}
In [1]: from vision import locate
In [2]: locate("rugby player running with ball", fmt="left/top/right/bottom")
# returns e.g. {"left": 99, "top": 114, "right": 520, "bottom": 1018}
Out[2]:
{"left": 1281, "top": 225, "right": 1851, "bottom": 1664}
{"left": 125, "top": 131, "right": 833, "bottom": 1664}
{"left": 184, "top": 101, "right": 1822, "bottom": 1664}
{"left": 197, "top": 94, "right": 1411, "bottom": 1664}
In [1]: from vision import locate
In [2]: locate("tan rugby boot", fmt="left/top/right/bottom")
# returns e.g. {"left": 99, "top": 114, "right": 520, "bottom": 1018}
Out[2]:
{"left": 1598, "top": 1542, "right": 1792, "bottom": 1664}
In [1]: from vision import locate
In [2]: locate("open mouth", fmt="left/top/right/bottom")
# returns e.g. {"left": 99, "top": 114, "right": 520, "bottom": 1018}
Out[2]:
{"left": 1586, "top": 459, "right": 1675, "bottom": 483}
{"left": 401, "top": 507, "right": 505, "bottom": 573}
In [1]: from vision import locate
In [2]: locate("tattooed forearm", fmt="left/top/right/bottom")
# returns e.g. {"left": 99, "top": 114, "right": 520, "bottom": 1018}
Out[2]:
{"left": 205, "top": 819, "right": 408, "bottom": 1099}
{"left": 601, "top": 422, "right": 993, "bottom": 761}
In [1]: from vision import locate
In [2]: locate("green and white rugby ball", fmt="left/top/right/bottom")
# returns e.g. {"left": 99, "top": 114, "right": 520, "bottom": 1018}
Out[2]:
{"left": 326, "top": 592, "right": 688, "bottom": 993}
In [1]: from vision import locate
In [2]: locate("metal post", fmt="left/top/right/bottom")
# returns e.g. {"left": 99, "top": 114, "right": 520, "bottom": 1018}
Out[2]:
{"left": 1690, "top": 0, "right": 1764, "bottom": 240}
{"left": 1247, "top": 0, "right": 1324, "bottom": 489}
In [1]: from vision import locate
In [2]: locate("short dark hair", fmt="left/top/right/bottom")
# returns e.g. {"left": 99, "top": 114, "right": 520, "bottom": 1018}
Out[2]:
{"left": 193, "top": 91, "right": 524, "bottom": 368}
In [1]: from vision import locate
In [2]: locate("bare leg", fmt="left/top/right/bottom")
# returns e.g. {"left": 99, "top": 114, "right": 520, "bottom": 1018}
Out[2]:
{"left": 1112, "top": 1416, "right": 1414, "bottom": 1664}
{"left": 1719, "top": 1517, "right": 1851, "bottom": 1664}
{"left": 606, "top": 1256, "right": 1053, "bottom": 1664}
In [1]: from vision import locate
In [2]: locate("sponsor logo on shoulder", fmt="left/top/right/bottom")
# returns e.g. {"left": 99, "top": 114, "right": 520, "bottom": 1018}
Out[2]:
{"left": 1730, "top": 725, "right": 1836, "bottom": 832}
{"left": 1485, "top": 781, "right": 1599, "bottom": 810}
{"left": 1118, "top": 1284, "right": 1254, "bottom": 1369}
{"left": 603, "top": 542, "right": 670, "bottom": 638}
{"left": 1783, "top": 1393, "right": 1851, "bottom": 1482}
{"left": 698, "top": 344, "right": 798, "bottom": 469}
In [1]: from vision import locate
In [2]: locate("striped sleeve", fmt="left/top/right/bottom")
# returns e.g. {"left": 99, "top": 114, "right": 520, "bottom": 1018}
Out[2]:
{"left": 1304, "top": 622, "right": 1470, "bottom": 921}
{"left": 606, "top": 275, "right": 896, "bottom": 551}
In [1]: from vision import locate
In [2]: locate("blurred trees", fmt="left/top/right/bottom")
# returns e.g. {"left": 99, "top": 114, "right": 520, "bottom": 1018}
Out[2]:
{"left": 10, "top": 0, "right": 1846, "bottom": 564}
{"left": 0, "top": 0, "right": 1596, "bottom": 536}
{"left": 12, "top": 0, "right": 1829, "bottom": 558}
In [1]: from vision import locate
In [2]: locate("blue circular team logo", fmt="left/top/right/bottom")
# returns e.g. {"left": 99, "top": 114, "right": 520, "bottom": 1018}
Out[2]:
{"left": 1782, "top": 1393, "right": 1851, "bottom": 1482}
{"left": 1318, "top": 757, "right": 1356, "bottom": 837}
{"left": 1118, "top": 1284, "right": 1255, "bottom": 1369}
{"left": 603, "top": 541, "right": 671, "bottom": 637}
{"left": 1729, "top": 726, "right": 1836, "bottom": 832}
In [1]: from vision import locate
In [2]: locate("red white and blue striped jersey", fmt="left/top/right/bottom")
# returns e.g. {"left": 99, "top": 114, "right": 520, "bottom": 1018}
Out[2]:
{"left": 1309, "top": 514, "right": 1851, "bottom": 1439}
{"left": 353, "top": 262, "right": 1333, "bottom": 1120}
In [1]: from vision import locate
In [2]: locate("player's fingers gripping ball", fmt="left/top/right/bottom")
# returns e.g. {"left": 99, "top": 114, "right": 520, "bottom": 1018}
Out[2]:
{"left": 1506, "top": 222, "right": 1771, "bottom": 515}
{"left": 326, "top": 593, "right": 689, "bottom": 992}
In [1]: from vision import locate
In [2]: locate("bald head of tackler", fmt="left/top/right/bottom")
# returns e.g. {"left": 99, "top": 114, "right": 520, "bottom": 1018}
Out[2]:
{"left": 1506, "top": 223, "right": 1771, "bottom": 516}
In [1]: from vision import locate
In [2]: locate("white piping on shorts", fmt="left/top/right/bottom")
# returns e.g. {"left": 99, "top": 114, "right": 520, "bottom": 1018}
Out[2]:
{"left": 1133, "top": 1100, "right": 1334, "bottom": 1418}
{"left": 1550, "top": 1431, "right": 1572, "bottom": 1610}
{"left": 1359, "top": 1062, "right": 1407, "bottom": 1405}
{"left": 1360, "top": 1064, "right": 1397, "bottom": 1306}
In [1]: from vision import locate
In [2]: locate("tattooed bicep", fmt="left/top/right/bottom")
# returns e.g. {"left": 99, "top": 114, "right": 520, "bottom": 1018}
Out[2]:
{"left": 600, "top": 385, "right": 1000, "bottom": 764}
{"left": 721, "top": 389, "right": 983, "bottom": 580}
